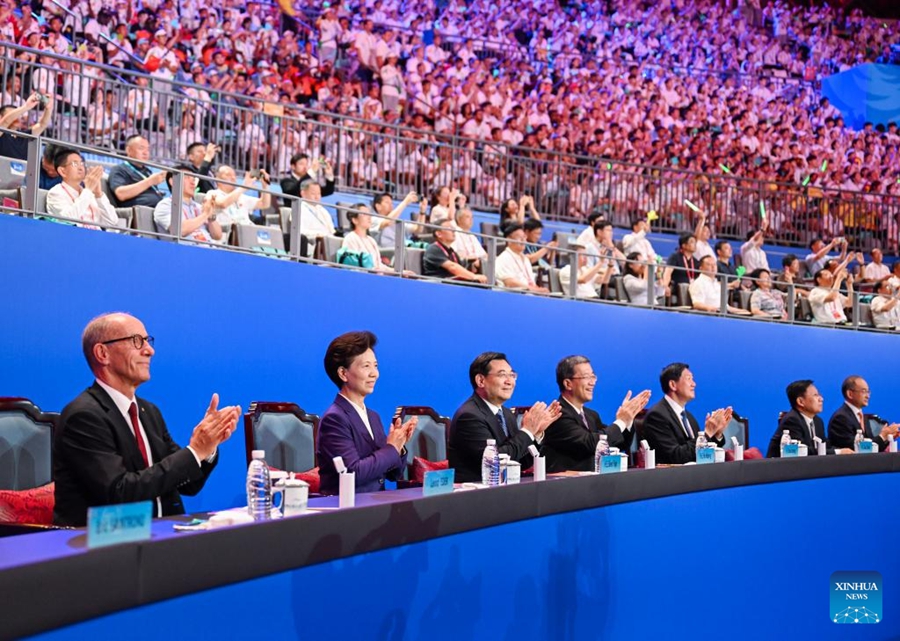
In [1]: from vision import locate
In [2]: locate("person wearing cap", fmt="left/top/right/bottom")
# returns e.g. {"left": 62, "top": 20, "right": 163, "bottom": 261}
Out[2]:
{"left": 558, "top": 240, "right": 609, "bottom": 298}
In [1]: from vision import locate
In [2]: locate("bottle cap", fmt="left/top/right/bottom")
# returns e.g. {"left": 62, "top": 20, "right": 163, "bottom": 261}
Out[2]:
{"left": 486, "top": 439, "right": 496, "bottom": 445}
{"left": 251, "top": 450, "right": 265, "bottom": 459}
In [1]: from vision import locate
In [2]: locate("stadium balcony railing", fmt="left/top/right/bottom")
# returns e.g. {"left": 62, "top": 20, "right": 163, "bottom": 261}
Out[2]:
{"left": 1, "top": 41, "right": 898, "bottom": 254}
{"left": 3, "top": 128, "right": 892, "bottom": 334}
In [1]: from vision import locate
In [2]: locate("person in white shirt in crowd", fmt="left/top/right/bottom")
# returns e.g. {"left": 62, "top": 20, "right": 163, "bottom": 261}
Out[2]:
{"left": 748, "top": 268, "right": 787, "bottom": 320}
{"left": 621, "top": 215, "right": 657, "bottom": 264}
{"left": 451, "top": 206, "right": 487, "bottom": 272}
{"left": 863, "top": 247, "right": 892, "bottom": 285}
{"left": 340, "top": 204, "right": 391, "bottom": 272}
{"left": 206, "top": 166, "right": 272, "bottom": 234}
{"left": 804, "top": 236, "right": 845, "bottom": 277}
{"left": 623, "top": 252, "right": 667, "bottom": 306}
{"left": 45, "top": 149, "right": 119, "bottom": 229}
{"left": 589, "top": 219, "right": 626, "bottom": 274}
{"left": 374, "top": 191, "right": 423, "bottom": 249}
{"left": 574, "top": 211, "right": 604, "bottom": 253}
{"left": 495, "top": 223, "right": 548, "bottom": 292}
{"left": 153, "top": 164, "right": 222, "bottom": 244}
{"left": 870, "top": 280, "right": 900, "bottom": 329}
{"left": 559, "top": 241, "right": 609, "bottom": 299}
{"left": 689, "top": 256, "right": 751, "bottom": 315}
{"left": 297, "top": 179, "right": 336, "bottom": 256}
{"left": 693, "top": 212, "right": 714, "bottom": 261}
{"left": 740, "top": 220, "right": 770, "bottom": 273}
{"left": 808, "top": 267, "right": 853, "bottom": 324}
{"left": 86, "top": 89, "right": 122, "bottom": 149}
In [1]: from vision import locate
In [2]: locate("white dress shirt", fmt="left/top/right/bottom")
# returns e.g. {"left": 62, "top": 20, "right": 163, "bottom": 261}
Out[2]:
{"left": 495, "top": 248, "right": 535, "bottom": 287}
{"left": 46, "top": 182, "right": 119, "bottom": 229}
{"left": 340, "top": 393, "right": 374, "bottom": 439}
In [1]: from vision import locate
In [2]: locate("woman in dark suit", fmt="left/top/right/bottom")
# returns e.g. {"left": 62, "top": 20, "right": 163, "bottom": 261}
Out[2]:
{"left": 317, "top": 331, "right": 417, "bottom": 495}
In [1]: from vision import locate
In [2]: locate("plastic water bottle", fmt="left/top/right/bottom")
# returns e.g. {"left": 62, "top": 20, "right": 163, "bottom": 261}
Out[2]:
{"left": 481, "top": 439, "right": 500, "bottom": 486}
{"left": 695, "top": 431, "right": 708, "bottom": 459}
{"left": 246, "top": 449, "right": 272, "bottom": 520}
{"left": 779, "top": 430, "right": 791, "bottom": 457}
{"left": 854, "top": 429, "right": 864, "bottom": 452}
{"left": 594, "top": 434, "right": 610, "bottom": 473}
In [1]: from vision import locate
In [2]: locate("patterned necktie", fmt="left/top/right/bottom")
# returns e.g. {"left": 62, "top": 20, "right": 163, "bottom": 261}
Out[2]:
{"left": 858, "top": 410, "right": 867, "bottom": 437}
{"left": 580, "top": 412, "right": 591, "bottom": 432}
{"left": 680, "top": 411, "right": 694, "bottom": 438}
{"left": 496, "top": 409, "right": 508, "bottom": 437}
{"left": 128, "top": 402, "right": 150, "bottom": 468}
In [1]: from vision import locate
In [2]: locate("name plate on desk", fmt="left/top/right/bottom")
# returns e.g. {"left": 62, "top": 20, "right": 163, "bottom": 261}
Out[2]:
{"left": 858, "top": 440, "right": 875, "bottom": 454}
{"left": 423, "top": 469, "right": 455, "bottom": 496}
{"left": 696, "top": 447, "right": 716, "bottom": 464}
{"left": 87, "top": 501, "right": 152, "bottom": 549}
{"left": 600, "top": 455, "right": 622, "bottom": 474}
{"left": 782, "top": 443, "right": 800, "bottom": 458}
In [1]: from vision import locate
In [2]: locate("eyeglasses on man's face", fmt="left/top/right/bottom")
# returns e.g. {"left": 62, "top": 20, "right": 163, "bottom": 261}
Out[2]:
{"left": 101, "top": 334, "right": 155, "bottom": 349}
{"left": 489, "top": 370, "right": 518, "bottom": 381}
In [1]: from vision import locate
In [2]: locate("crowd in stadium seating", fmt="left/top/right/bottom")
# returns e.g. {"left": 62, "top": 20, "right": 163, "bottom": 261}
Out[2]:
{"left": 4, "top": 0, "right": 900, "bottom": 257}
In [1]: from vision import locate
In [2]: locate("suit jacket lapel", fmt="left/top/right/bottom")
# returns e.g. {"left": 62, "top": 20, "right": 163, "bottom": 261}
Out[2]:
{"left": 663, "top": 400, "right": 687, "bottom": 440}
{"left": 844, "top": 404, "right": 868, "bottom": 438}
{"left": 88, "top": 382, "right": 147, "bottom": 470}
{"left": 335, "top": 395, "right": 376, "bottom": 445}
{"left": 472, "top": 395, "right": 505, "bottom": 441}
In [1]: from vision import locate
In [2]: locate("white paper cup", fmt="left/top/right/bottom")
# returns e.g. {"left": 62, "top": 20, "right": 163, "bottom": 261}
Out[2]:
{"left": 339, "top": 472, "right": 355, "bottom": 508}
{"left": 533, "top": 456, "right": 546, "bottom": 481}
{"left": 644, "top": 450, "right": 655, "bottom": 469}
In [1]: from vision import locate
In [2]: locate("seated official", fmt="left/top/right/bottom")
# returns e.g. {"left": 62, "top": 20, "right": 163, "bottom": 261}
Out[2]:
{"left": 542, "top": 355, "right": 651, "bottom": 473}
{"left": 108, "top": 135, "right": 167, "bottom": 208}
{"left": 827, "top": 376, "right": 899, "bottom": 452}
{"left": 643, "top": 362, "right": 732, "bottom": 464}
{"left": 450, "top": 207, "right": 487, "bottom": 271}
{"left": 714, "top": 241, "right": 742, "bottom": 292}
{"left": 623, "top": 252, "right": 666, "bottom": 305}
{"left": 808, "top": 268, "right": 852, "bottom": 324}
{"left": 689, "top": 256, "right": 751, "bottom": 315}
{"left": 296, "top": 179, "right": 337, "bottom": 257}
{"left": 153, "top": 164, "right": 223, "bottom": 243}
{"left": 45, "top": 148, "right": 118, "bottom": 229}
{"left": 53, "top": 313, "right": 240, "bottom": 527}
{"left": 766, "top": 380, "right": 849, "bottom": 457}
{"left": 317, "top": 331, "right": 418, "bottom": 495}
{"left": 281, "top": 152, "right": 335, "bottom": 200}
{"left": 448, "top": 352, "right": 561, "bottom": 482}
{"left": 423, "top": 219, "right": 488, "bottom": 283}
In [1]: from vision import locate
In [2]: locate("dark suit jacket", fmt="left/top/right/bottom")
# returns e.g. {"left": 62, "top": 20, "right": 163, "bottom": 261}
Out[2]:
{"left": 53, "top": 382, "right": 217, "bottom": 527}
{"left": 448, "top": 394, "right": 535, "bottom": 483}
{"left": 542, "top": 396, "right": 632, "bottom": 472}
{"left": 766, "top": 409, "right": 832, "bottom": 457}
{"left": 643, "top": 398, "right": 723, "bottom": 464}
{"left": 827, "top": 403, "right": 887, "bottom": 451}
{"left": 280, "top": 172, "right": 335, "bottom": 200}
{"left": 317, "top": 394, "right": 405, "bottom": 495}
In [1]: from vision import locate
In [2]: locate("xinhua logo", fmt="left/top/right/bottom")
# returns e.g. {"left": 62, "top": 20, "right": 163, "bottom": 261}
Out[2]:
{"left": 830, "top": 571, "right": 882, "bottom": 624}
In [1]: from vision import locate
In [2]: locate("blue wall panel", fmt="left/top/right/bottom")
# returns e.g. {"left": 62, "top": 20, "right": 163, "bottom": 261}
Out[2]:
{"left": 1, "top": 215, "right": 899, "bottom": 512}
{"left": 26, "top": 473, "right": 900, "bottom": 640}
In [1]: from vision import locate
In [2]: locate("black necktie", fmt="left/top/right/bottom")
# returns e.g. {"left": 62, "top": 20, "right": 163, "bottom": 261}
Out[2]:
{"left": 680, "top": 411, "right": 694, "bottom": 438}
{"left": 496, "top": 409, "right": 508, "bottom": 437}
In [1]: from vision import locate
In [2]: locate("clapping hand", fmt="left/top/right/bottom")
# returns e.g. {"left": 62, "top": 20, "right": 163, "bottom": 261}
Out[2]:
{"left": 83, "top": 166, "right": 104, "bottom": 197}
{"left": 522, "top": 400, "right": 562, "bottom": 437}
{"left": 615, "top": 389, "right": 651, "bottom": 425}
{"left": 704, "top": 407, "right": 733, "bottom": 438}
{"left": 387, "top": 415, "right": 417, "bottom": 453}
{"left": 188, "top": 393, "right": 242, "bottom": 460}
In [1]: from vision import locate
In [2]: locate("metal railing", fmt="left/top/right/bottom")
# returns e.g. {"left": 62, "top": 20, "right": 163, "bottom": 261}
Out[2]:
{"left": 1, "top": 40, "right": 899, "bottom": 254}
{"left": 6, "top": 129, "right": 896, "bottom": 334}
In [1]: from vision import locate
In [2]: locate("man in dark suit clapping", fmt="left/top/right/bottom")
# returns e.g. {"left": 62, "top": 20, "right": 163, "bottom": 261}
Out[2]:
{"left": 827, "top": 376, "right": 899, "bottom": 452}
{"left": 643, "top": 362, "right": 732, "bottom": 464}
{"left": 53, "top": 313, "right": 241, "bottom": 527}
{"left": 448, "top": 352, "right": 561, "bottom": 483}
{"left": 542, "top": 355, "right": 651, "bottom": 472}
